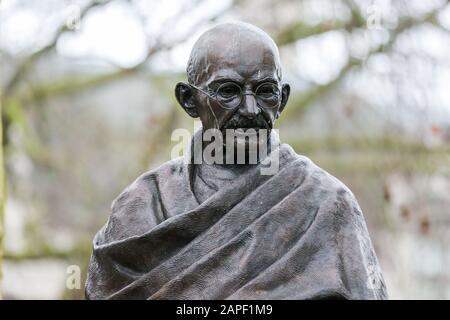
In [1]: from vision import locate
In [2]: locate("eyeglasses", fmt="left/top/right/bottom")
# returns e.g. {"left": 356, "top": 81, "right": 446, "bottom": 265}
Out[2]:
{"left": 189, "top": 81, "right": 282, "bottom": 110}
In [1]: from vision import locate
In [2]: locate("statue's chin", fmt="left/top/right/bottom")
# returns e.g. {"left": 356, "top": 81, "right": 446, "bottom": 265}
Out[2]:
{"left": 233, "top": 135, "right": 260, "bottom": 151}
{"left": 233, "top": 129, "right": 255, "bottom": 146}
{"left": 222, "top": 128, "right": 270, "bottom": 164}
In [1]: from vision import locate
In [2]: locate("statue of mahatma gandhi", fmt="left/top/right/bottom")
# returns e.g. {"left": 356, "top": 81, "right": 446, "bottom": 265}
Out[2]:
{"left": 86, "top": 22, "right": 387, "bottom": 300}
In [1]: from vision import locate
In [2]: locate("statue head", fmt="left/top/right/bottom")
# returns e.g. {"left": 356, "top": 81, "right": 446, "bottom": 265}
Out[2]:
{"left": 175, "top": 22, "right": 290, "bottom": 135}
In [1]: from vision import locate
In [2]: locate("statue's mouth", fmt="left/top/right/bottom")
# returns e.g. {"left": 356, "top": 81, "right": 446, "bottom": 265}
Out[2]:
{"left": 222, "top": 115, "right": 269, "bottom": 132}
{"left": 223, "top": 126, "right": 266, "bottom": 132}
{"left": 221, "top": 118, "right": 271, "bottom": 148}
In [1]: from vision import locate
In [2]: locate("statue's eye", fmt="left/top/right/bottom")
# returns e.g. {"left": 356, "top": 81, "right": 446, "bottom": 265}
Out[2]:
{"left": 217, "top": 83, "right": 241, "bottom": 99}
{"left": 256, "top": 83, "right": 278, "bottom": 98}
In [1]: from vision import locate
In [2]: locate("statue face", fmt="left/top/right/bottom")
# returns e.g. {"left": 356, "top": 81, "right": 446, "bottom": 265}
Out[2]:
{"left": 192, "top": 49, "right": 282, "bottom": 132}
{"left": 175, "top": 23, "right": 290, "bottom": 152}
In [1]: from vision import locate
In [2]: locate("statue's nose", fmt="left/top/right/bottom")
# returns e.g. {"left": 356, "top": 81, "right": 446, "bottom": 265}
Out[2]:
{"left": 238, "top": 94, "right": 260, "bottom": 119}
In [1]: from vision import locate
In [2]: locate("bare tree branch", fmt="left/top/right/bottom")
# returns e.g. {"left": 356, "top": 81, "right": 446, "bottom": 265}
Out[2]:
{"left": 16, "top": 1, "right": 231, "bottom": 103}
{"left": 279, "top": 5, "right": 446, "bottom": 122}
{"left": 2, "top": 0, "right": 113, "bottom": 99}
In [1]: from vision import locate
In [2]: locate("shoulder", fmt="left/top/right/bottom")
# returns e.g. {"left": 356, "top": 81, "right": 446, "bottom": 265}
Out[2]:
{"left": 100, "top": 157, "right": 185, "bottom": 242}
{"left": 111, "top": 157, "right": 185, "bottom": 208}
{"left": 285, "top": 147, "right": 361, "bottom": 215}
{"left": 293, "top": 154, "right": 368, "bottom": 240}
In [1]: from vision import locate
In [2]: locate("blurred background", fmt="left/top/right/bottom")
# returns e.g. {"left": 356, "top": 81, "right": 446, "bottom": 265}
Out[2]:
{"left": 0, "top": 0, "right": 449, "bottom": 299}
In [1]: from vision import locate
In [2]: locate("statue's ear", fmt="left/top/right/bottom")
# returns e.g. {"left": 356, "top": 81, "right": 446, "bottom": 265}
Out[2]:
{"left": 175, "top": 82, "right": 199, "bottom": 118}
{"left": 276, "top": 83, "right": 290, "bottom": 118}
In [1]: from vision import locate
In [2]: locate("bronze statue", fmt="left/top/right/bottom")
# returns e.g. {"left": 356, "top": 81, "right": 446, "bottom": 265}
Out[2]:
{"left": 86, "top": 22, "right": 387, "bottom": 300}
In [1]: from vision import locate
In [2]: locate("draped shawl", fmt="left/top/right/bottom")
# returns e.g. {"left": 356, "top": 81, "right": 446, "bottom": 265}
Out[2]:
{"left": 86, "top": 131, "right": 387, "bottom": 300}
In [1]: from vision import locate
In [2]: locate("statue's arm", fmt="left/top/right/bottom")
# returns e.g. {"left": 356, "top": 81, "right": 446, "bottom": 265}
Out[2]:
{"left": 334, "top": 188, "right": 388, "bottom": 300}
{"left": 85, "top": 174, "right": 165, "bottom": 299}
{"left": 100, "top": 173, "right": 166, "bottom": 243}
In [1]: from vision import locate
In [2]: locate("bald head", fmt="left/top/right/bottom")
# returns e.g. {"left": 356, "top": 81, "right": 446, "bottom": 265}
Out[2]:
{"left": 176, "top": 22, "right": 290, "bottom": 135}
{"left": 187, "top": 22, "right": 282, "bottom": 86}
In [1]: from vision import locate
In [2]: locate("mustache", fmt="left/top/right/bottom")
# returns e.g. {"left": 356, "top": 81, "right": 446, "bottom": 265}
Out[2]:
{"left": 222, "top": 114, "right": 270, "bottom": 130}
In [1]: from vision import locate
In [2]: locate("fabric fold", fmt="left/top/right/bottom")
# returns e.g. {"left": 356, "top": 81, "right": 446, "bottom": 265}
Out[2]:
{"left": 86, "top": 131, "right": 387, "bottom": 300}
